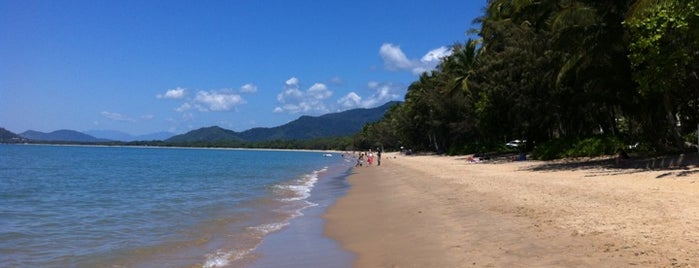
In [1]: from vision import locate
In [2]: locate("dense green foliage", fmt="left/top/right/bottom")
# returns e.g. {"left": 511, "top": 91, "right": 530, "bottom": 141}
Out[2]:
{"left": 146, "top": 136, "right": 354, "bottom": 151}
{"left": 0, "top": 128, "right": 27, "bottom": 143}
{"left": 357, "top": 0, "right": 699, "bottom": 158}
{"left": 6, "top": 136, "right": 354, "bottom": 151}
{"left": 531, "top": 136, "right": 627, "bottom": 160}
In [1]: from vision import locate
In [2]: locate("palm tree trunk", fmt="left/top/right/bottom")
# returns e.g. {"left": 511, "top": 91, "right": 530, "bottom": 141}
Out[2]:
{"left": 663, "top": 94, "right": 684, "bottom": 149}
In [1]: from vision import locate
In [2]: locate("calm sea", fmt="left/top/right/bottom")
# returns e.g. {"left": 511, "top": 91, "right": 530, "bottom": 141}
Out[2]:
{"left": 0, "top": 144, "right": 354, "bottom": 267}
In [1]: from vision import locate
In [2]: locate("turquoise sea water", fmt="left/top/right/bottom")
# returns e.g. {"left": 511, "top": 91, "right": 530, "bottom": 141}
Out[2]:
{"left": 0, "top": 144, "right": 353, "bottom": 267}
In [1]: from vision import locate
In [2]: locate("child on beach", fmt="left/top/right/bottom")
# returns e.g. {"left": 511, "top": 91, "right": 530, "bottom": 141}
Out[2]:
{"left": 356, "top": 153, "right": 364, "bottom": 167}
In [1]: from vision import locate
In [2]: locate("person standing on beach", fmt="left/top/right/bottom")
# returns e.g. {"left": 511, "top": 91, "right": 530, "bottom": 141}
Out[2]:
{"left": 356, "top": 153, "right": 365, "bottom": 167}
{"left": 377, "top": 149, "right": 382, "bottom": 166}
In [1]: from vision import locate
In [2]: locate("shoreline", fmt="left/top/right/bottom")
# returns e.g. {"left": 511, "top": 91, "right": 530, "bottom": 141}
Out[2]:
{"left": 8, "top": 142, "right": 345, "bottom": 154}
{"left": 246, "top": 154, "right": 355, "bottom": 268}
{"left": 324, "top": 153, "right": 699, "bottom": 267}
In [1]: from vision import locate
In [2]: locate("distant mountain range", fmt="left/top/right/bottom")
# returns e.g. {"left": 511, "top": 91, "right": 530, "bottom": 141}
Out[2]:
{"left": 1, "top": 101, "right": 399, "bottom": 144}
{"left": 0, "top": 128, "right": 174, "bottom": 143}
{"left": 19, "top": 129, "right": 110, "bottom": 143}
{"left": 83, "top": 130, "right": 176, "bottom": 142}
{"left": 167, "top": 101, "right": 399, "bottom": 143}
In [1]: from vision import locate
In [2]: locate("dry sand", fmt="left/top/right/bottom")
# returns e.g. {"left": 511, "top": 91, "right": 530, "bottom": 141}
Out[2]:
{"left": 324, "top": 153, "right": 699, "bottom": 267}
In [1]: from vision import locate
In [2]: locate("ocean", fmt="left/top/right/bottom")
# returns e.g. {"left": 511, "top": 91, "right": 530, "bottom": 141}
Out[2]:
{"left": 0, "top": 144, "right": 354, "bottom": 267}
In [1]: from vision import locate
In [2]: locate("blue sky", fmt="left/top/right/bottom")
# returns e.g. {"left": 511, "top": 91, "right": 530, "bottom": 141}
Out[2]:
{"left": 1, "top": 0, "right": 486, "bottom": 135}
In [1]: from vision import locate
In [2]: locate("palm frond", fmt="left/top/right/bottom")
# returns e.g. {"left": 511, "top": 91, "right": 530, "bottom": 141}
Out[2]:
{"left": 550, "top": 1, "right": 598, "bottom": 32}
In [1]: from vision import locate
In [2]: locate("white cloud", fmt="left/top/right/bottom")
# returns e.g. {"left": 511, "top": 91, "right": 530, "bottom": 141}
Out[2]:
{"left": 421, "top": 46, "right": 451, "bottom": 64}
{"left": 337, "top": 82, "right": 404, "bottom": 110}
{"left": 379, "top": 43, "right": 452, "bottom": 75}
{"left": 194, "top": 90, "right": 245, "bottom": 111}
{"left": 162, "top": 85, "right": 250, "bottom": 116}
{"left": 338, "top": 92, "right": 362, "bottom": 109}
{"left": 273, "top": 100, "right": 328, "bottom": 114}
{"left": 141, "top": 114, "right": 154, "bottom": 120}
{"left": 274, "top": 77, "right": 333, "bottom": 114}
{"left": 274, "top": 104, "right": 300, "bottom": 113}
{"left": 157, "top": 87, "right": 186, "bottom": 99}
{"left": 101, "top": 111, "right": 135, "bottom": 122}
{"left": 274, "top": 76, "right": 404, "bottom": 114}
{"left": 274, "top": 103, "right": 319, "bottom": 114}
{"left": 240, "top": 83, "right": 258, "bottom": 93}
{"left": 362, "top": 82, "right": 403, "bottom": 107}
{"left": 308, "top": 83, "right": 332, "bottom": 100}
{"left": 277, "top": 76, "right": 303, "bottom": 103}
{"left": 379, "top": 83, "right": 401, "bottom": 101}
{"left": 286, "top": 77, "right": 299, "bottom": 87}
{"left": 277, "top": 88, "right": 303, "bottom": 103}
{"left": 380, "top": 43, "right": 414, "bottom": 70}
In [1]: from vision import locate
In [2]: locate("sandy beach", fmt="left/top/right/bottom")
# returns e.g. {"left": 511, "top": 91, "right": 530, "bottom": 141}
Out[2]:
{"left": 324, "top": 153, "right": 699, "bottom": 267}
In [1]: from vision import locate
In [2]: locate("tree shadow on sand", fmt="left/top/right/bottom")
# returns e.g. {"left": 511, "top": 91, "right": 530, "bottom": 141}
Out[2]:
{"left": 525, "top": 153, "right": 699, "bottom": 179}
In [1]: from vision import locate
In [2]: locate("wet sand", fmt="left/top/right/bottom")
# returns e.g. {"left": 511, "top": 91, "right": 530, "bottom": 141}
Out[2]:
{"left": 324, "top": 153, "right": 699, "bottom": 267}
{"left": 248, "top": 163, "right": 354, "bottom": 268}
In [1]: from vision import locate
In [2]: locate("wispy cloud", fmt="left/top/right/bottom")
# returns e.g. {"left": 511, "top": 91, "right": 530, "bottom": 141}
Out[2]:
{"left": 328, "top": 76, "right": 344, "bottom": 85}
{"left": 379, "top": 43, "right": 452, "bottom": 75}
{"left": 176, "top": 102, "right": 193, "bottom": 112}
{"left": 101, "top": 111, "right": 135, "bottom": 122}
{"left": 156, "top": 87, "right": 186, "bottom": 99}
{"left": 100, "top": 111, "right": 155, "bottom": 123}
{"left": 240, "top": 83, "right": 258, "bottom": 93}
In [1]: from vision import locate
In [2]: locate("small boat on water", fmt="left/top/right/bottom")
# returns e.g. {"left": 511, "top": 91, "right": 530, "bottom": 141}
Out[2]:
{"left": 322, "top": 153, "right": 333, "bottom": 157}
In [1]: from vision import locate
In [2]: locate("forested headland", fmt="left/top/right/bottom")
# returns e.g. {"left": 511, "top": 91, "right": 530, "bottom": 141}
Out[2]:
{"left": 355, "top": 0, "right": 698, "bottom": 159}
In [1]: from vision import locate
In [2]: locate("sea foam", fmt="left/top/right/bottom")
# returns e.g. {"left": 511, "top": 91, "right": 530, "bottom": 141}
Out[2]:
{"left": 274, "top": 168, "right": 326, "bottom": 202}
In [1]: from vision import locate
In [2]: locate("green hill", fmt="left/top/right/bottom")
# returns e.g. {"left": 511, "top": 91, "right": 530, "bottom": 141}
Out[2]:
{"left": 0, "top": 128, "right": 27, "bottom": 143}
{"left": 167, "top": 101, "right": 399, "bottom": 143}
{"left": 166, "top": 126, "right": 243, "bottom": 143}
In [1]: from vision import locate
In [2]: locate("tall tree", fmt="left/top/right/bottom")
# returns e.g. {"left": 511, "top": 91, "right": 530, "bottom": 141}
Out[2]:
{"left": 625, "top": 0, "right": 699, "bottom": 149}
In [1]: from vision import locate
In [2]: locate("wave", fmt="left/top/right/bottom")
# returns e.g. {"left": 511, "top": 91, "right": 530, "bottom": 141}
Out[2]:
{"left": 202, "top": 167, "right": 329, "bottom": 267}
{"left": 203, "top": 249, "right": 247, "bottom": 268}
{"left": 273, "top": 167, "right": 327, "bottom": 202}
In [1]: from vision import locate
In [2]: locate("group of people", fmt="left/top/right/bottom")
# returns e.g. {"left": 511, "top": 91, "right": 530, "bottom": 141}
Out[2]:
{"left": 355, "top": 149, "right": 382, "bottom": 167}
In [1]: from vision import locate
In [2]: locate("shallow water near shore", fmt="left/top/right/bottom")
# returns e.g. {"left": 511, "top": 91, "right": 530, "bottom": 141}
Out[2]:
{"left": 248, "top": 166, "right": 354, "bottom": 268}
{"left": 0, "top": 144, "right": 354, "bottom": 267}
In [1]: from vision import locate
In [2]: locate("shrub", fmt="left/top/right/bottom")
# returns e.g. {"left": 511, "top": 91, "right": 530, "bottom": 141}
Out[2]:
{"left": 531, "top": 138, "right": 575, "bottom": 160}
{"left": 531, "top": 136, "right": 626, "bottom": 160}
